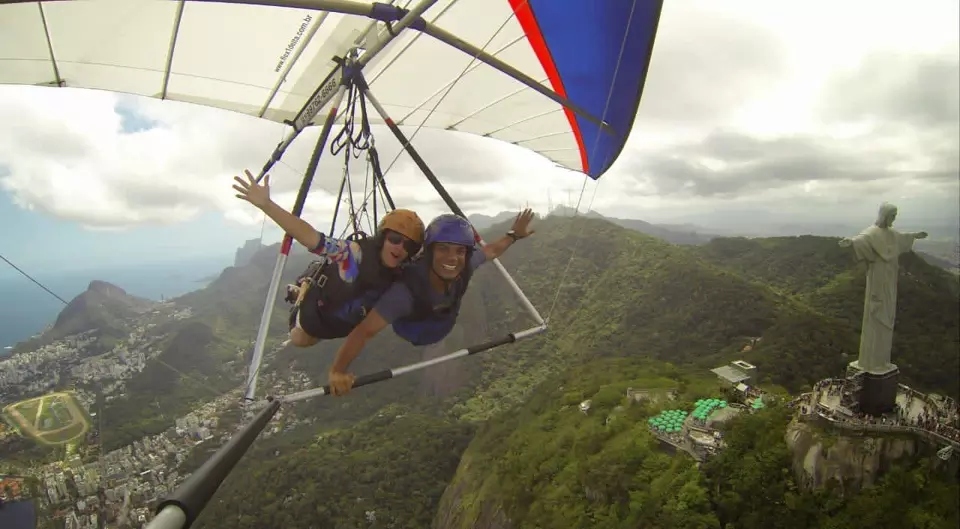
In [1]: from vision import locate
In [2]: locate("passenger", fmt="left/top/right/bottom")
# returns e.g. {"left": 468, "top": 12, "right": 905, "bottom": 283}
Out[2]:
{"left": 232, "top": 169, "right": 425, "bottom": 346}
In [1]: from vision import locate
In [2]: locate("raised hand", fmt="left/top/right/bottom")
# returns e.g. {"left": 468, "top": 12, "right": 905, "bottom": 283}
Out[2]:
{"left": 512, "top": 208, "right": 536, "bottom": 238}
{"left": 233, "top": 169, "right": 272, "bottom": 209}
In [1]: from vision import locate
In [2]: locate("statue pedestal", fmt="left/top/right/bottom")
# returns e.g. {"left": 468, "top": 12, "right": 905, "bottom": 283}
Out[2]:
{"left": 848, "top": 361, "right": 899, "bottom": 415}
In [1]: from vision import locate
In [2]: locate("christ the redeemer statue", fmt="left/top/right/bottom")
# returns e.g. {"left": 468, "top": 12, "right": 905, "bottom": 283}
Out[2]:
{"left": 839, "top": 202, "right": 927, "bottom": 373}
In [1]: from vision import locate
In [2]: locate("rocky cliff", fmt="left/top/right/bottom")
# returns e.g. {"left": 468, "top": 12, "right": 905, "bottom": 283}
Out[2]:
{"left": 431, "top": 452, "right": 515, "bottom": 529}
{"left": 785, "top": 419, "right": 919, "bottom": 493}
{"left": 234, "top": 238, "right": 265, "bottom": 267}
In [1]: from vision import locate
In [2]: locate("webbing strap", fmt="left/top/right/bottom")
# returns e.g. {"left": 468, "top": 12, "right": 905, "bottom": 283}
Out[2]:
{"left": 368, "top": 145, "right": 396, "bottom": 211}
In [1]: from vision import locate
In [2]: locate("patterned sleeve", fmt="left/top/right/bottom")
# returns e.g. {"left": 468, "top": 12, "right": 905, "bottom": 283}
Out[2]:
{"left": 309, "top": 232, "right": 363, "bottom": 284}
{"left": 309, "top": 232, "right": 354, "bottom": 263}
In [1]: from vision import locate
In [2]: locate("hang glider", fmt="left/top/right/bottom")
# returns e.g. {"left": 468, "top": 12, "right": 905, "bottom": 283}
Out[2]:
{"left": 0, "top": 2, "right": 664, "bottom": 528}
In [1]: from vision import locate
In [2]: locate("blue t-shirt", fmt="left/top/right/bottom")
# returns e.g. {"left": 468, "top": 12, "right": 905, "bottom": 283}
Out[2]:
{"left": 375, "top": 249, "right": 488, "bottom": 325}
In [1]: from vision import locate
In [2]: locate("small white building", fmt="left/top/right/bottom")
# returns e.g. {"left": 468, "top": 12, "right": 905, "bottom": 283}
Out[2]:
{"left": 579, "top": 400, "right": 592, "bottom": 414}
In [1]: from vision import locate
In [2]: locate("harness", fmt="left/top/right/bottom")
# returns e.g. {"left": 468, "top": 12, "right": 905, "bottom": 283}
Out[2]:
{"left": 289, "top": 233, "right": 398, "bottom": 338}
{"left": 392, "top": 250, "right": 473, "bottom": 346}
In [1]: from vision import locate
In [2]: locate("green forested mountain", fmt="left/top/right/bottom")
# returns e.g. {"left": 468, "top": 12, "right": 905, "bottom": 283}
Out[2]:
{"left": 49, "top": 281, "right": 156, "bottom": 340}
{"left": 434, "top": 357, "right": 959, "bottom": 529}
{"left": 169, "top": 214, "right": 958, "bottom": 529}
{"left": 94, "top": 247, "right": 323, "bottom": 450}
{"left": 192, "top": 406, "right": 474, "bottom": 529}
{"left": 99, "top": 321, "right": 239, "bottom": 451}
{"left": 11, "top": 280, "right": 157, "bottom": 355}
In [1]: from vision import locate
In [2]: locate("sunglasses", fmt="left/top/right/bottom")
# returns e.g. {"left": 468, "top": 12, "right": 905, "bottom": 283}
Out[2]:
{"left": 385, "top": 231, "right": 421, "bottom": 254}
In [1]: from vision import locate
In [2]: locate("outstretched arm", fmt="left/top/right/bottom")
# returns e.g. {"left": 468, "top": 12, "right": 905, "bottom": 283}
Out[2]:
{"left": 482, "top": 234, "right": 517, "bottom": 261}
{"left": 327, "top": 283, "right": 414, "bottom": 396}
{"left": 233, "top": 169, "right": 321, "bottom": 251}
{"left": 259, "top": 200, "right": 322, "bottom": 251}
{"left": 330, "top": 310, "right": 388, "bottom": 375}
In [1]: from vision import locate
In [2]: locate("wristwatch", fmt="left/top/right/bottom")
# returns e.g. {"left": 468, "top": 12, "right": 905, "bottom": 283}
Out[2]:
{"left": 507, "top": 230, "right": 520, "bottom": 242}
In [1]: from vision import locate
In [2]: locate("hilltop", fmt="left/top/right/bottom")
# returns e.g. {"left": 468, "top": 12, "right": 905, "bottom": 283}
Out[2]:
{"left": 13, "top": 213, "right": 955, "bottom": 445}
{"left": 9, "top": 280, "right": 158, "bottom": 357}
{"left": 6, "top": 213, "right": 953, "bottom": 526}
{"left": 474, "top": 207, "right": 957, "bottom": 273}
{"left": 51, "top": 280, "right": 156, "bottom": 337}
{"left": 3, "top": 200, "right": 955, "bottom": 528}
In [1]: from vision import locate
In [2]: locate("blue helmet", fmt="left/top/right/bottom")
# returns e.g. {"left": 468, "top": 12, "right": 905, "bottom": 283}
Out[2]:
{"left": 424, "top": 214, "right": 475, "bottom": 248}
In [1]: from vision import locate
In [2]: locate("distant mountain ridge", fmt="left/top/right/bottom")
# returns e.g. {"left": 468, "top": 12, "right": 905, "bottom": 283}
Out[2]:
{"left": 470, "top": 207, "right": 957, "bottom": 272}
{"left": 468, "top": 206, "right": 718, "bottom": 245}
{"left": 466, "top": 211, "right": 519, "bottom": 232}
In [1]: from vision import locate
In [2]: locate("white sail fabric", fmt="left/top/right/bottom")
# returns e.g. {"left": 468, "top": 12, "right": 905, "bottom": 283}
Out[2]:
{"left": 0, "top": 0, "right": 583, "bottom": 171}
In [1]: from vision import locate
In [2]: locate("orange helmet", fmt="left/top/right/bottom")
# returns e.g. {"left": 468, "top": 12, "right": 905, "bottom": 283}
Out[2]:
{"left": 378, "top": 208, "right": 425, "bottom": 244}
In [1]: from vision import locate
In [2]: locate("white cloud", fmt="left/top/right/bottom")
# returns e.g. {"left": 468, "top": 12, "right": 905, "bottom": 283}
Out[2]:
{"left": 0, "top": 0, "right": 957, "bottom": 240}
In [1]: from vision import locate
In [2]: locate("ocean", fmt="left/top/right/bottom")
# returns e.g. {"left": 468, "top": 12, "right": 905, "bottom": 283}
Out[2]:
{"left": 0, "top": 255, "right": 232, "bottom": 352}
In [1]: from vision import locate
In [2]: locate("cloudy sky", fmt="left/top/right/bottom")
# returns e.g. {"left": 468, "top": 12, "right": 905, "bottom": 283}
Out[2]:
{"left": 1, "top": 0, "right": 958, "bottom": 279}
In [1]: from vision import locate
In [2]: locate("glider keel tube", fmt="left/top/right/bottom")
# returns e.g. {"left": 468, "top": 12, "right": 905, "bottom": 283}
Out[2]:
{"left": 245, "top": 0, "right": 435, "bottom": 172}
{"left": 243, "top": 83, "right": 349, "bottom": 403}
{"left": 357, "top": 0, "right": 440, "bottom": 69}
{"left": 274, "top": 324, "right": 546, "bottom": 404}
{"left": 149, "top": 398, "right": 282, "bottom": 529}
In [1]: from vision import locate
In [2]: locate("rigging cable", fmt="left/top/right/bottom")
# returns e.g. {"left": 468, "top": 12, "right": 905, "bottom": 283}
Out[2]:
{"left": 351, "top": 0, "right": 623, "bottom": 329}
{"left": 0, "top": 251, "right": 231, "bottom": 501}
{"left": 254, "top": 124, "right": 293, "bottom": 248}
{"left": 345, "top": 3, "right": 517, "bottom": 231}
{"left": 0, "top": 252, "right": 230, "bottom": 400}
{"left": 542, "top": 0, "right": 638, "bottom": 325}
{"left": 330, "top": 79, "right": 377, "bottom": 238}
{"left": 0, "top": 252, "right": 70, "bottom": 305}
